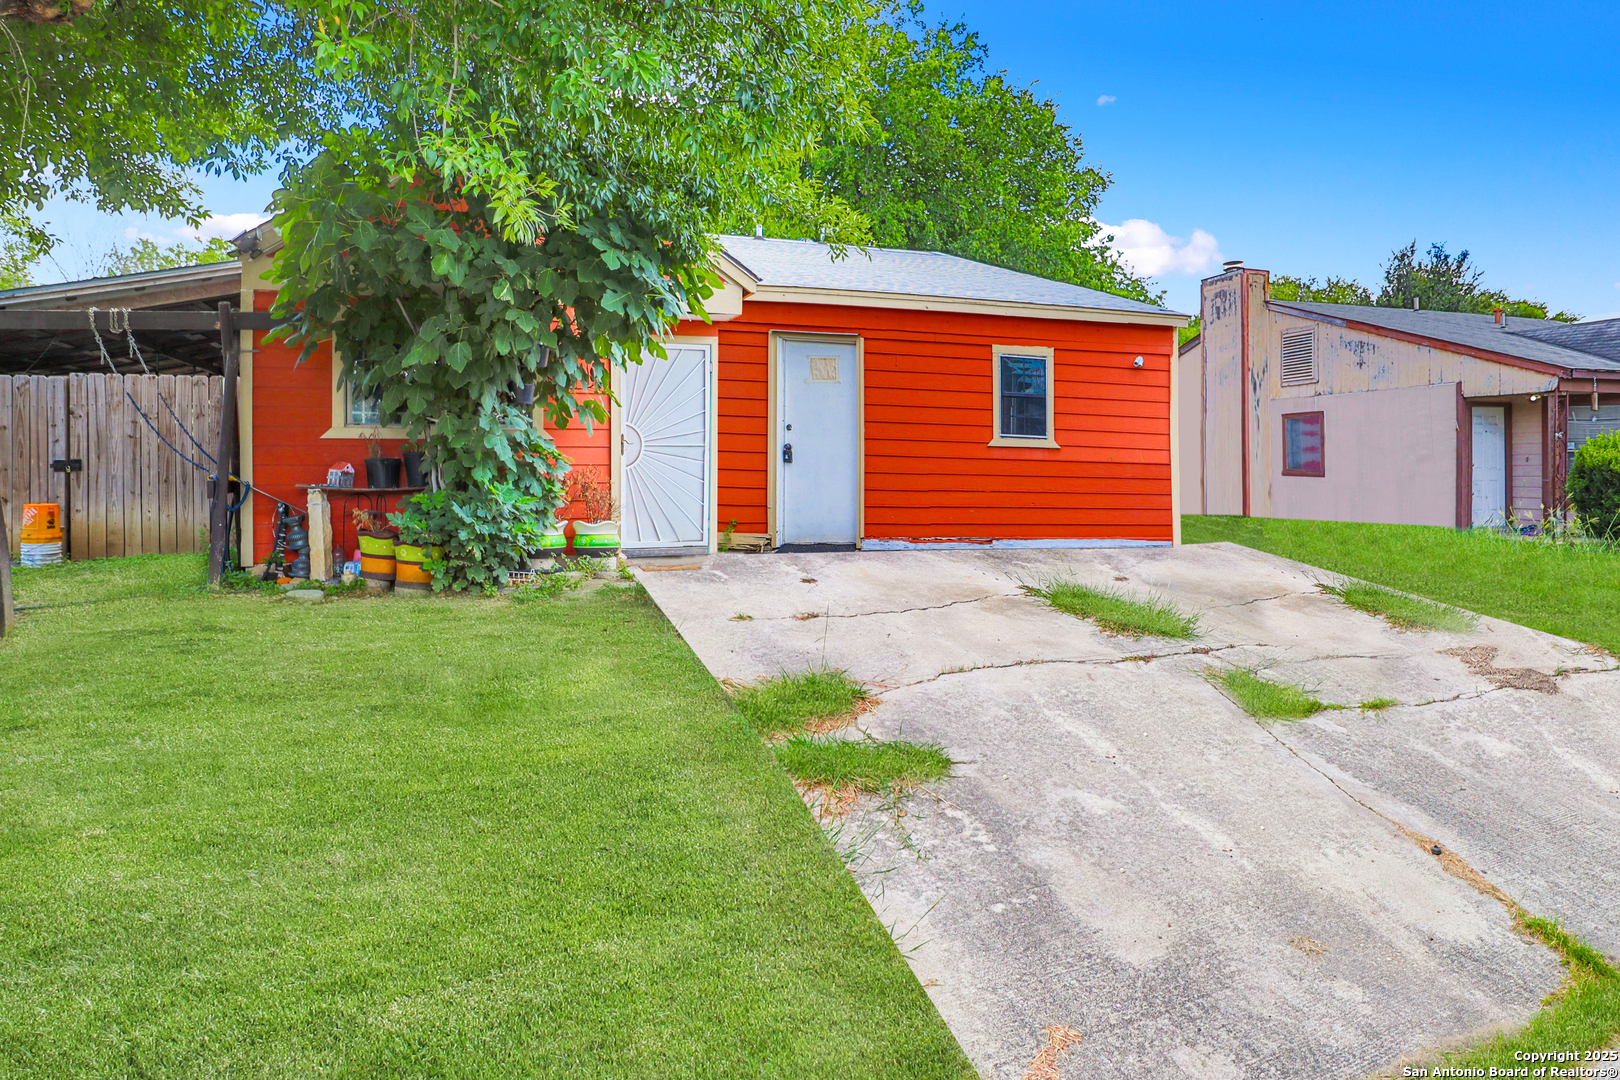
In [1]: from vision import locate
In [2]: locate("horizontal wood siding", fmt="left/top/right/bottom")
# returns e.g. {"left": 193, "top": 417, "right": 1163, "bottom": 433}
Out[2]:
{"left": 689, "top": 301, "right": 1173, "bottom": 542}
{"left": 249, "top": 289, "right": 612, "bottom": 559}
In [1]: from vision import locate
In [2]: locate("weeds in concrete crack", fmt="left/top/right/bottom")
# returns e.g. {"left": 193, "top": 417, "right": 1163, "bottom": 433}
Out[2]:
{"left": 1319, "top": 580, "right": 1479, "bottom": 633}
{"left": 890, "top": 643, "right": 1274, "bottom": 692}
{"left": 762, "top": 594, "right": 1007, "bottom": 622}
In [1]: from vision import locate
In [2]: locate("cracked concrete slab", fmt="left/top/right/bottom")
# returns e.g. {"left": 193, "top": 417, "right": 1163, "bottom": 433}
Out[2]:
{"left": 633, "top": 543, "right": 1620, "bottom": 1079}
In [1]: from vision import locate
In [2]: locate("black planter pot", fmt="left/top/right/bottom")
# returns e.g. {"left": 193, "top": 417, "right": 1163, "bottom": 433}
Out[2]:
{"left": 401, "top": 450, "right": 427, "bottom": 488}
{"left": 365, "top": 457, "right": 402, "bottom": 488}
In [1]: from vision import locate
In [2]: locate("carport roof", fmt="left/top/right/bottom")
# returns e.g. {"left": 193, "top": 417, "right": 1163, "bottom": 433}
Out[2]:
{"left": 715, "top": 234, "right": 1187, "bottom": 322}
{"left": 1271, "top": 301, "right": 1620, "bottom": 374}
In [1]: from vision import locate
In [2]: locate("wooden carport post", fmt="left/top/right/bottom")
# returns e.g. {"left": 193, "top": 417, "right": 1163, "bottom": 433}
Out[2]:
{"left": 0, "top": 501, "right": 14, "bottom": 638}
{"left": 207, "top": 302, "right": 239, "bottom": 586}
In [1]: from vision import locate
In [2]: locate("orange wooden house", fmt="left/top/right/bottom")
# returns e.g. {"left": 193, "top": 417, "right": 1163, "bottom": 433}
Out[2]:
{"left": 233, "top": 232, "right": 1189, "bottom": 562}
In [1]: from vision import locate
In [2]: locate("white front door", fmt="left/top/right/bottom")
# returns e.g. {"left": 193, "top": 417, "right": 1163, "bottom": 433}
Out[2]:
{"left": 778, "top": 336, "right": 859, "bottom": 547}
{"left": 619, "top": 344, "right": 712, "bottom": 554}
{"left": 1471, "top": 405, "right": 1507, "bottom": 527}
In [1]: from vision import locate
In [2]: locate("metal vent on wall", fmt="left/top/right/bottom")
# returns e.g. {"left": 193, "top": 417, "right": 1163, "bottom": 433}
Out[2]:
{"left": 1279, "top": 327, "right": 1317, "bottom": 386}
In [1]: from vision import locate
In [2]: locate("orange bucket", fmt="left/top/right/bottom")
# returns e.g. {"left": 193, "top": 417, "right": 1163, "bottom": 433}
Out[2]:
{"left": 19, "top": 502, "right": 63, "bottom": 542}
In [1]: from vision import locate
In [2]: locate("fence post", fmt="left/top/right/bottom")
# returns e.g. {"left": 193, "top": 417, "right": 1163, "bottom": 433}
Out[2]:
{"left": 0, "top": 500, "right": 14, "bottom": 638}
{"left": 208, "top": 303, "right": 239, "bottom": 586}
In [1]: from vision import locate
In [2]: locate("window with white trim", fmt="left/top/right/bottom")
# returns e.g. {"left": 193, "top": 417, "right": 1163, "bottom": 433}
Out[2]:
{"left": 1280, "top": 326, "right": 1317, "bottom": 386}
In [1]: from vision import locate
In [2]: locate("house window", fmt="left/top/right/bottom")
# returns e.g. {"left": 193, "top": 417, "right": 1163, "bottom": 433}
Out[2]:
{"left": 347, "top": 381, "right": 388, "bottom": 426}
{"left": 323, "top": 353, "right": 410, "bottom": 440}
{"left": 1280, "top": 326, "right": 1317, "bottom": 386}
{"left": 1282, "top": 411, "right": 1325, "bottom": 476}
{"left": 989, "top": 345, "right": 1059, "bottom": 448}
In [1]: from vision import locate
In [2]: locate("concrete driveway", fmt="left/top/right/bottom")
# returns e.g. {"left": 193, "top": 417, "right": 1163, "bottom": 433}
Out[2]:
{"left": 633, "top": 543, "right": 1620, "bottom": 1080}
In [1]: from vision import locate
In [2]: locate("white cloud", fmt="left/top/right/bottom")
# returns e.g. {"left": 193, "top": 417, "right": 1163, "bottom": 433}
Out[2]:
{"left": 1095, "top": 219, "right": 1223, "bottom": 277}
{"left": 177, "top": 212, "right": 269, "bottom": 242}
{"left": 1096, "top": 94, "right": 1116, "bottom": 106}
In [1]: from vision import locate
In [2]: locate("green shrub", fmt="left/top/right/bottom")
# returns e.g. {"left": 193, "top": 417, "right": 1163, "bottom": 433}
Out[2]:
{"left": 388, "top": 482, "right": 549, "bottom": 593}
{"left": 1568, "top": 431, "right": 1620, "bottom": 539}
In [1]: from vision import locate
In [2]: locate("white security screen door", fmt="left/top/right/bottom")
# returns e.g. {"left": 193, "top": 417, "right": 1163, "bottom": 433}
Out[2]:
{"left": 619, "top": 344, "right": 712, "bottom": 554}
{"left": 778, "top": 336, "right": 859, "bottom": 546}
{"left": 1471, "top": 405, "right": 1507, "bottom": 527}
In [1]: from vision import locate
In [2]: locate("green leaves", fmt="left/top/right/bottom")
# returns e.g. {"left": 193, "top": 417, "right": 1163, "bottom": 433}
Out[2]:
{"left": 267, "top": 0, "right": 876, "bottom": 588}
{"left": 752, "top": 11, "right": 1160, "bottom": 304}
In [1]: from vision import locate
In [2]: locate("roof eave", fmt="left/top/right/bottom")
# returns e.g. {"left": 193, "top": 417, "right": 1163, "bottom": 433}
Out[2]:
{"left": 751, "top": 284, "right": 1189, "bottom": 326}
{"left": 0, "top": 260, "right": 243, "bottom": 311}
{"left": 1268, "top": 301, "right": 1576, "bottom": 378}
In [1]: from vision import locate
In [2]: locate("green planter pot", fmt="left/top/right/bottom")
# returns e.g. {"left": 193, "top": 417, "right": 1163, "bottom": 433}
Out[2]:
{"left": 395, "top": 543, "right": 443, "bottom": 593}
{"left": 358, "top": 529, "right": 398, "bottom": 586}
{"left": 570, "top": 520, "right": 620, "bottom": 557}
{"left": 530, "top": 523, "right": 568, "bottom": 570}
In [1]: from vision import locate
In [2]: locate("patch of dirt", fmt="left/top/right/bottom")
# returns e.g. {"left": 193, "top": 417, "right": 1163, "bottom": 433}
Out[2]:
{"left": 1440, "top": 646, "right": 1560, "bottom": 694}
{"left": 792, "top": 611, "right": 820, "bottom": 620}
{"left": 1395, "top": 825, "right": 1519, "bottom": 910}
{"left": 1288, "top": 935, "right": 1330, "bottom": 956}
{"left": 795, "top": 781, "right": 864, "bottom": 821}
{"left": 1021, "top": 1025, "right": 1083, "bottom": 1080}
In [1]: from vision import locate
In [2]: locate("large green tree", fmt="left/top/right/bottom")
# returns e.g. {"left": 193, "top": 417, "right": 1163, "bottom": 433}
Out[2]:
{"left": 1377, "top": 241, "right": 1578, "bottom": 320}
{"left": 272, "top": 0, "right": 874, "bottom": 588}
{"left": 1268, "top": 242, "right": 1579, "bottom": 321}
{"left": 778, "top": 9, "right": 1157, "bottom": 303}
{"left": 0, "top": 0, "right": 335, "bottom": 268}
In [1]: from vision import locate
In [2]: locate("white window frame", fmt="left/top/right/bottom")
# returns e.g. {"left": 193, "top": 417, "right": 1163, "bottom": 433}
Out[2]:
{"left": 989, "top": 344, "right": 1060, "bottom": 449}
{"left": 323, "top": 352, "right": 410, "bottom": 440}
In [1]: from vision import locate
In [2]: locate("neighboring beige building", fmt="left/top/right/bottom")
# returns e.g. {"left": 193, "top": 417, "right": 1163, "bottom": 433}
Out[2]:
{"left": 1179, "top": 264, "right": 1620, "bottom": 528}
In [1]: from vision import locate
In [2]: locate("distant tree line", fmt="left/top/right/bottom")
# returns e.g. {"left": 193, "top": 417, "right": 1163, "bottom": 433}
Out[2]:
{"left": 1272, "top": 241, "right": 1580, "bottom": 321}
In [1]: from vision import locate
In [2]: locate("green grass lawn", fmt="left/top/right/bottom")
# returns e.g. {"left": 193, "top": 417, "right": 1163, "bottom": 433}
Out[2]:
{"left": 0, "top": 556, "right": 972, "bottom": 1079}
{"left": 1184, "top": 515, "right": 1620, "bottom": 653}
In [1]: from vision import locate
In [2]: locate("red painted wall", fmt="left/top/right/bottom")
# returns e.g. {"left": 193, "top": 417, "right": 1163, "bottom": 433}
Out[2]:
{"left": 687, "top": 301, "right": 1173, "bottom": 542}
{"left": 249, "top": 288, "right": 615, "bottom": 561}
{"left": 249, "top": 288, "right": 1172, "bottom": 559}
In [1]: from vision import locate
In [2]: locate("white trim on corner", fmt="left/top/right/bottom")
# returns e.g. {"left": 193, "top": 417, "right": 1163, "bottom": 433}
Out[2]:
{"left": 989, "top": 344, "right": 1060, "bottom": 449}
{"left": 862, "top": 538, "right": 1172, "bottom": 551}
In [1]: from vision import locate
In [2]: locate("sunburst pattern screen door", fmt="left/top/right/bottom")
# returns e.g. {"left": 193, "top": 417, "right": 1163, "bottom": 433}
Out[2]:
{"left": 619, "top": 344, "right": 713, "bottom": 554}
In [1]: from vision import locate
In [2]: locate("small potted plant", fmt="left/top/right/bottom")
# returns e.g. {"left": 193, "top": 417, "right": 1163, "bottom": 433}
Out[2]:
{"left": 401, "top": 440, "right": 428, "bottom": 488}
{"left": 355, "top": 509, "right": 399, "bottom": 590}
{"left": 567, "top": 465, "right": 620, "bottom": 557}
{"left": 363, "top": 438, "right": 402, "bottom": 489}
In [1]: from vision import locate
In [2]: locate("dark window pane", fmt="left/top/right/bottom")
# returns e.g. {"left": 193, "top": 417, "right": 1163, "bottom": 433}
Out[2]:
{"left": 1000, "top": 355, "right": 1047, "bottom": 438}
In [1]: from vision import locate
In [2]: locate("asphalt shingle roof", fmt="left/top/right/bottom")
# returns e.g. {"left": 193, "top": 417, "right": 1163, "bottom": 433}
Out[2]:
{"left": 715, "top": 235, "right": 1182, "bottom": 318}
{"left": 1270, "top": 301, "right": 1620, "bottom": 373}
{"left": 1513, "top": 317, "right": 1620, "bottom": 365}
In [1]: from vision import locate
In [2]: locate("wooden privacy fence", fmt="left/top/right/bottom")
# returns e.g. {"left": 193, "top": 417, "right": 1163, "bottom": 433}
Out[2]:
{"left": 1, "top": 373, "right": 224, "bottom": 559}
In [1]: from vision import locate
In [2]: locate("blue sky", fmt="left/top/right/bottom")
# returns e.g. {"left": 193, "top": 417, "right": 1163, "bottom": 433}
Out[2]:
{"left": 32, "top": 0, "right": 1620, "bottom": 320}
